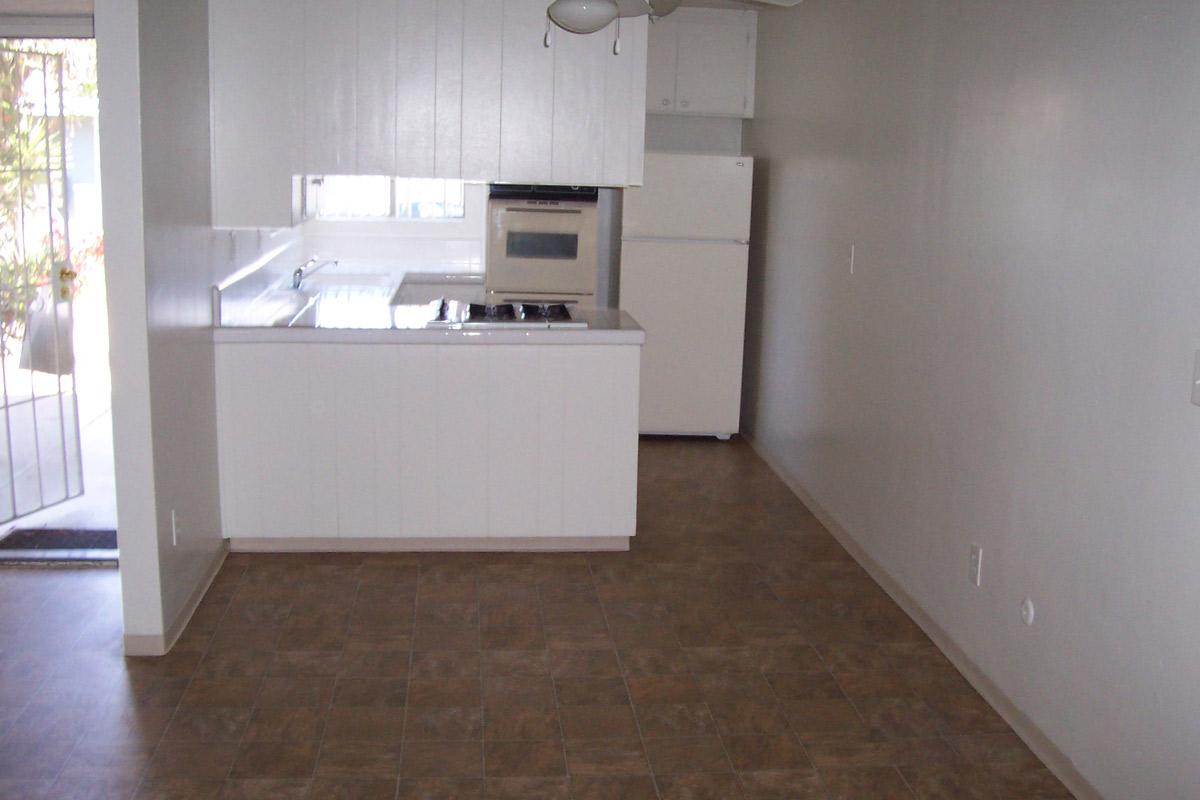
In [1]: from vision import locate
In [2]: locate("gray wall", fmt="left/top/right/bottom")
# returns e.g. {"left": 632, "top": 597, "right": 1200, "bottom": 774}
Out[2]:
{"left": 645, "top": 113, "right": 743, "bottom": 154}
{"left": 743, "top": 1, "right": 1200, "bottom": 797}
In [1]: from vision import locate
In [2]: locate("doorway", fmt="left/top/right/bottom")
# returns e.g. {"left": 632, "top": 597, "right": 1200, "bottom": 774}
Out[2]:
{"left": 0, "top": 37, "right": 113, "bottom": 545}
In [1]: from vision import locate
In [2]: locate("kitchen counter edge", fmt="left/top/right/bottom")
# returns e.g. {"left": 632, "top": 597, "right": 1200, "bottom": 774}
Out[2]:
{"left": 212, "top": 309, "right": 646, "bottom": 346}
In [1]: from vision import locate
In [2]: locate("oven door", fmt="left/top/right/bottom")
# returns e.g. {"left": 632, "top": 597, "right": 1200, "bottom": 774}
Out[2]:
{"left": 486, "top": 201, "right": 598, "bottom": 297}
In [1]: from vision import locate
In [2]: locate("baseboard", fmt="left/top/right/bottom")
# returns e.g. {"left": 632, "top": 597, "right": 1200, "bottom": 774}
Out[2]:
{"left": 229, "top": 536, "right": 630, "bottom": 553}
{"left": 745, "top": 435, "right": 1102, "bottom": 800}
{"left": 123, "top": 540, "right": 228, "bottom": 657}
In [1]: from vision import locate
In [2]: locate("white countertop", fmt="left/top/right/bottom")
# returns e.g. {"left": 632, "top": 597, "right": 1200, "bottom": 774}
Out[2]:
{"left": 212, "top": 308, "right": 645, "bottom": 346}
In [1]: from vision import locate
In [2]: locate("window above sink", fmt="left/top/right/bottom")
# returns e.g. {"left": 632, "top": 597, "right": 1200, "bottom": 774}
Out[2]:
{"left": 303, "top": 176, "right": 467, "bottom": 221}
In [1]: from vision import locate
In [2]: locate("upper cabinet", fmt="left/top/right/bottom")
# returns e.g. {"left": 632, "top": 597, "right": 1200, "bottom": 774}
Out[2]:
{"left": 646, "top": 8, "right": 757, "bottom": 118}
{"left": 209, "top": 0, "right": 303, "bottom": 229}
{"left": 210, "top": 0, "right": 649, "bottom": 229}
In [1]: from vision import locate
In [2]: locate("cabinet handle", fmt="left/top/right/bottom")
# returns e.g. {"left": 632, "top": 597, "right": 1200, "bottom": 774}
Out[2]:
{"left": 679, "top": 100, "right": 689, "bottom": 109}
{"left": 661, "top": 98, "right": 670, "bottom": 107}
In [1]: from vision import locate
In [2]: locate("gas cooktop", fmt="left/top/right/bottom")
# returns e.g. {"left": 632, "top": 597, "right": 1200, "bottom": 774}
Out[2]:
{"left": 423, "top": 300, "right": 588, "bottom": 329}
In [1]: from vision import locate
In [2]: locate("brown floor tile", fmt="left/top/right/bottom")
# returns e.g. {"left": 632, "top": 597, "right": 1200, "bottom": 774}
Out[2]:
{"left": 723, "top": 735, "right": 811, "bottom": 771}
{"left": 408, "top": 678, "right": 481, "bottom": 707}
{"left": 145, "top": 740, "right": 240, "bottom": 781}
{"left": 396, "top": 778, "right": 483, "bottom": 799}
{"left": 737, "top": 770, "right": 824, "bottom": 799}
{"left": 256, "top": 676, "right": 334, "bottom": 707}
{"left": 485, "top": 739, "right": 567, "bottom": 777}
{"left": 316, "top": 739, "right": 403, "bottom": 780}
{"left": 484, "top": 676, "right": 556, "bottom": 709}
{"left": 898, "top": 764, "right": 996, "bottom": 800}
{"left": 323, "top": 707, "right": 406, "bottom": 743}
{"left": 401, "top": 740, "right": 483, "bottom": 778}
{"left": 818, "top": 767, "right": 914, "bottom": 799}
{"left": 405, "top": 706, "right": 483, "bottom": 740}
{"left": 644, "top": 736, "right": 731, "bottom": 775}
{"left": 0, "top": 442, "right": 1070, "bottom": 800}
{"left": 626, "top": 675, "right": 703, "bottom": 705}
{"left": 312, "top": 778, "right": 401, "bottom": 799}
{"left": 555, "top": 676, "right": 630, "bottom": 706}
{"left": 486, "top": 776, "right": 571, "bottom": 798}
{"left": 569, "top": 776, "right": 659, "bottom": 800}
{"left": 484, "top": 704, "right": 561, "bottom": 740}
{"left": 549, "top": 649, "right": 621, "bottom": 678}
{"left": 411, "top": 650, "right": 480, "bottom": 678}
{"left": 219, "top": 779, "right": 310, "bottom": 799}
{"left": 331, "top": 677, "right": 407, "bottom": 707}
{"left": 337, "top": 650, "right": 410, "bottom": 678}
{"left": 162, "top": 707, "right": 253, "bottom": 742}
{"left": 804, "top": 732, "right": 958, "bottom": 769}
{"left": 707, "top": 697, "right": 791, "bottom": 736}
{"left": 560, "top": 704, "right": 639, "bottom": 740}
{"left": 484, "top": 650, "right": 551, "bottom": 677}
{"left": 242, "top": 707, "right": 324, "bottom": 743}
{"left": 656, "top": 772, "right": 745, "bottom": 800}
{"left": 634, "top": 704, "right": 717, "bottom": 738}
{"left": 230, "top": 739, "right": 319, "bottom": 778}
{"left": 565, "top": 739, "right": 650, "bottom": 777}
{"left": 134, "top": 777, "right": 224, "bottom": 799}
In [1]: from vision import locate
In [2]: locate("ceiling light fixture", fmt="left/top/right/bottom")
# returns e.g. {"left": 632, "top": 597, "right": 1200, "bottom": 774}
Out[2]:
{"left": 548, "top": 0, "right": 620, "bottom": 34}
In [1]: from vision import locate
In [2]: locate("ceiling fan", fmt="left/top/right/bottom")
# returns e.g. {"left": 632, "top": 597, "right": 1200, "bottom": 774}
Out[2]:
{"left": 548, "top": 0, "right": 800, "bottom": 36}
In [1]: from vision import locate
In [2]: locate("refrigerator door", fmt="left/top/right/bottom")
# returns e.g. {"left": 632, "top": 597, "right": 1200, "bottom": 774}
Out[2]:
{"left": 619, "top": 239, "right": 748, "bottom": 436}
{"left": 622, "top": 153, "right": 753, "bottom": 241}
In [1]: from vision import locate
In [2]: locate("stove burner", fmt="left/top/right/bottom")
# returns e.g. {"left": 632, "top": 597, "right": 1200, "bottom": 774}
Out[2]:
{"left": 520, "top": 303, "right": 573, "bottom": 323}
{"left": 467, "top": 303, "right": 516, "bottom": 322}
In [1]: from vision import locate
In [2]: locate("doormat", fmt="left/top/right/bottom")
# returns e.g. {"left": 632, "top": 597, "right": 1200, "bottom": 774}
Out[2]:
{"left": 0, "top": 528, "right": 117, "bottom": 563}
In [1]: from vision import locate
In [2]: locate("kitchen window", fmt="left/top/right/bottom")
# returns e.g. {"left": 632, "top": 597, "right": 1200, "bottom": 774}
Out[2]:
{"left": 304, "top": 176, "right": 466, "bottom": 220}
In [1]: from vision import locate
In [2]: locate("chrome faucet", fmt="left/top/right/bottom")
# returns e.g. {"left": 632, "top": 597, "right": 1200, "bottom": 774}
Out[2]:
{"left": 292, "top": 257, "right": 338, "bottom": 290}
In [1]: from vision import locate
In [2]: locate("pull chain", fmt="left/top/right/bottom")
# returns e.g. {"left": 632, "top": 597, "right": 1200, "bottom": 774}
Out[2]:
{"left": 544, "top": 14, "right": 552, "bottom": 48}
{"left": 613, "top": 16, "right": 622, "bottom": 55}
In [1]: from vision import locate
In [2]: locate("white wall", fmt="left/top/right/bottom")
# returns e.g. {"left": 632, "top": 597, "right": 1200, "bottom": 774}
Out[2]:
{"left": 95, "top": 0, "right": 160, "bottom": 639}
{"left": 743, "top": 1, "right": 1200, "bottom": 798}
{"left": 645, "top": 113, "right": 743, "bottom": 155}
{"left": 98, "top": 0, "right": 298, "bottom": 647}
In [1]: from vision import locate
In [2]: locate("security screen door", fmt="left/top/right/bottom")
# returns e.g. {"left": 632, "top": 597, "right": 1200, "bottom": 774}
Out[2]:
{"left": 0, "top": 47, "right": 83, "bottom": 523}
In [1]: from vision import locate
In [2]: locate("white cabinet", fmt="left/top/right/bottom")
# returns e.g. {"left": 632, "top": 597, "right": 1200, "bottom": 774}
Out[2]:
{"left": 215, "top": 342, "right": 641, "bottom": 543}
{"left": 210, "top": 0, "right": 650, "bottom": 226}
{"left": 209, "top": 0, "right": 303, "bottom": 229}
{"left": 645, "top": 8, "right": 757, "bottom": 118}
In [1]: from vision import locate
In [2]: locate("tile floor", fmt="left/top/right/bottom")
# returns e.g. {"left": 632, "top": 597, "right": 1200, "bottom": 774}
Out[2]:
{"left": 0, "top": 438, "right": 1074, "bottom": 799}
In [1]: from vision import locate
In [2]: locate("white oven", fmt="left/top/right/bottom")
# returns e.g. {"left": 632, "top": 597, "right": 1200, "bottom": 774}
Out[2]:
{"left": 485, "top": 185, "right": 599, "bottom": 302}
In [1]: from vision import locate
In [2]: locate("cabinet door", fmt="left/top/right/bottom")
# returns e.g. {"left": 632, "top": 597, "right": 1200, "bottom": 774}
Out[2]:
{"left": 357, "top": 0, "right": 398, "bottom": 174}
{"left": 603, "top": 15, "right": 647, "bottom": 186}
{"left": 499, "top": 0, "right": 555, "bottom": 183}
{"left": 551, "top": 24, "right": 608, "bottom": 184}
{"left": 303, "top": 0, "right": 357, "bottom": 174}
{"left": 645, "top": 15, "right": 678, "bottom": 113}
{"left": 461, "top": 0, "right": 503, "bottom": 179}
{"left": 396, "top": 0, "right": 438, "bottom": 177}
{"left": 674, "top": 10, "right": 756, "bottom": 117}
{"left": 210, "top": 0, "right": 302, "bottom": 228}
{"left": 433, "top": 0, "right": 465, "bottom": 178}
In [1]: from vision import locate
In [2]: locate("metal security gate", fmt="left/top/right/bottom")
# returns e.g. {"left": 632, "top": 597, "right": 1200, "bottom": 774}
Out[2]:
{"left": 0, "top": 47, "right": 83, "bottom": 523}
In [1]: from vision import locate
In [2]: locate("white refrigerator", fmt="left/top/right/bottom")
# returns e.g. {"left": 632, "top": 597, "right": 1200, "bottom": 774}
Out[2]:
{"left": 620, "top": 153, "right": 753, "bottom": 438}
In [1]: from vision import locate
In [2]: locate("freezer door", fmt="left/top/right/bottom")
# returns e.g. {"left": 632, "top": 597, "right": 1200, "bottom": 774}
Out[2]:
{"left": 622, "top": 153, "right": 753, "bottom": 241}
{"left": 619, "top": 239, "right": 748, "bottom": 436}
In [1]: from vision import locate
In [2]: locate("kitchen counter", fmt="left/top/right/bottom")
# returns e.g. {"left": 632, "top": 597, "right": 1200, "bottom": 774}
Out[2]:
{"left": 212, "top": 307, "right": 645, "bottom": 346}
{"left": 213, "top": 270, "right": 643, "bottom": 552}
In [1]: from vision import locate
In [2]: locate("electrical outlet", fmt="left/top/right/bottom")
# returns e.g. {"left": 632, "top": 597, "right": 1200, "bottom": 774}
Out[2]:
{"left": 969, "top": 544, "right": 983, "bottom": 587}
{"left": 1192, "top": 351, "right": 1200, "bottom": 407}
{"left": 170, "top": 509, "right": 178, "bottom": 547}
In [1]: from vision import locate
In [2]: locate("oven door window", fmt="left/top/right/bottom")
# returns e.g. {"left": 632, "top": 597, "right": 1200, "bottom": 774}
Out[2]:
{"left": 507, "top": 232, "right": 579, "bottom": 260}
